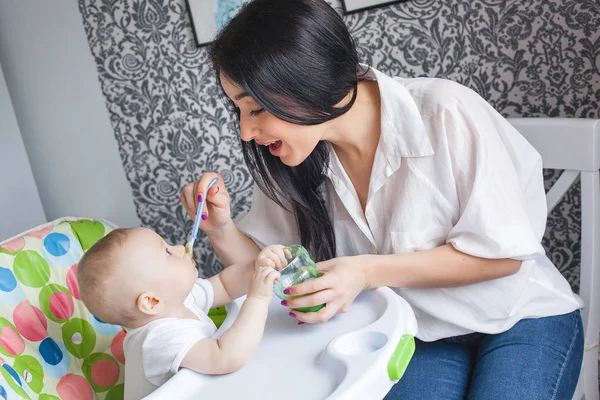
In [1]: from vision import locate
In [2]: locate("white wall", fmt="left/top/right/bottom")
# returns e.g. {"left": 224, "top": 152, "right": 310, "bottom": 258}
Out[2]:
{"left": 0, "top": 0, "right": 140, "bottom": 229}
{"left": 0, "top": 62, "right": 46, "bottom": 241}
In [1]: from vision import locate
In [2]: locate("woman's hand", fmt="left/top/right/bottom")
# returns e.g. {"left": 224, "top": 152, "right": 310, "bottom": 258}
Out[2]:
{"left": 282, "top": 255, "right": 371, "bottom": 324}
{"left": 180, "top": 172, "right": 232, "bottom": 235}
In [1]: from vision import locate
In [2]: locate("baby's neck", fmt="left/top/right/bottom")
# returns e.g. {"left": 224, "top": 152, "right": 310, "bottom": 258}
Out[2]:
{"left": 164, "top": 304, "right": 198, "bottom": 320}
{"left": 124, "top": 303, "right": 195, "bottom": 330}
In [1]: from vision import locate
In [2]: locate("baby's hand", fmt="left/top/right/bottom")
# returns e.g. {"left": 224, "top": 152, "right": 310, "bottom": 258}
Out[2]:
{"left": 247, "top": 266, "right": 280, "bottom": 303}
{"left": 255, "top": 245, "right": 290, "bottom": 271}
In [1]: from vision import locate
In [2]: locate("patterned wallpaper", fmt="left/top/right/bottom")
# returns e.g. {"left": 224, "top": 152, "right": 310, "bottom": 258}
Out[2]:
{"left": 78, "top": 0, "right": 600, "bottom": 287}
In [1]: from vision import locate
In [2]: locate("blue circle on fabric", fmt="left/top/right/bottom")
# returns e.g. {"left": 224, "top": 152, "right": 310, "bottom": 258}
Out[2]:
{"left": 39, "top": 338, "right": 70, "bottom": 379}
{"left": 39, "top": 337, "right": 63, "bottom": 366}
{"left": 43, "top": 233, "right": 70, "bottom": 257}
{"left": 2, "top": 364, "right": 21, "bottom": 386}
{"left": 0, "top": 268, "right": 17, "bottom": 292}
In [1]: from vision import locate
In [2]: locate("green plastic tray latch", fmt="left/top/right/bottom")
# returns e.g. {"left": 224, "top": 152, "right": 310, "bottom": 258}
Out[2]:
{"left": 387, "top": 334, "right": 415, "bottom": 381}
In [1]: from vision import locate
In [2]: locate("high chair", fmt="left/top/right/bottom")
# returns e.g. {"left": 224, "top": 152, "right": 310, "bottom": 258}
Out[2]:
{"left": 508, "top": 118, "right": 600, "bottom": 400}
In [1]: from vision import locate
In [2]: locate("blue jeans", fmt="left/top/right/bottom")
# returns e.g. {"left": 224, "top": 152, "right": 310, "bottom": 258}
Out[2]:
{"left": 385, "top": 311, "right": 583, "bottom": 400}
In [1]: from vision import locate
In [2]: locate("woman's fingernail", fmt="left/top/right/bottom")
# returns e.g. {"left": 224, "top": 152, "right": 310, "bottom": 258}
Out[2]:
{"left": 283, "top": 288, "right": 291, "bottom": 295}
{"left": 281, "top": 300, "right": 288, "bottom": 306}
{"left": 201, "top": 213, "right": 208, "bottom": 221}
{"left": 297, "top": 321, "right": 305, "bottom": 325}
{"left": 198, "top": 194, "right": 202, "bottom": 202}
{"left": 289, "top": 312, "right": 296, "bottom": 318}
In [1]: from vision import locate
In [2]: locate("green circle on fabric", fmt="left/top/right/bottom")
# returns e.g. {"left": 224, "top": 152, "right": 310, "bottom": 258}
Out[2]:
{"left": 69, "top": 220, "right": 106, "bottom": 250}
{"left": 38, "top": 284, "right": 72, "bottom": 323}
{"left": 0, "top": 366, "right": 30, "bottom": 399}
{"left": 13, "top": 251, "right": 50, "bottom": 288}
{"left": 13, "top": 354, "right": 44, "bottom": 394}
{"left": 0, "top": 247, "right": 17, "bottom": 256}
{"left": 82, "top": 353, "right": 119, "bottom": 392}
{"left": 39, "top": 394, "right": 60, "bottom": 400}
{"left": 62, "top": 318, "right": 96, "bottom": 358}
{"left": 105, "top": 383, "right": 125, "bottom": 400}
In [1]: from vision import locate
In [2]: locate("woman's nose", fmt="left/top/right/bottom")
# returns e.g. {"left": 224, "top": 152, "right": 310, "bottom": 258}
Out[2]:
{"left": 239, "top": 119, "right": 259, "bottom": 142}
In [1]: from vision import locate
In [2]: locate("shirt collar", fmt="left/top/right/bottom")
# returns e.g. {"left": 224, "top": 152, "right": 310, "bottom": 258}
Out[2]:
{"left": 362, "top": 65, "right": 433, "bottom": 159}
{"left": 326, "top": 65, "right": 433, "bottom": 183}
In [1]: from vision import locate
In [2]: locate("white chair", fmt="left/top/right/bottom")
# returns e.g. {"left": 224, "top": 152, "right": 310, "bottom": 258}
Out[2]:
{"left": 508, "top": 118, "right": 600, "bottom": 400}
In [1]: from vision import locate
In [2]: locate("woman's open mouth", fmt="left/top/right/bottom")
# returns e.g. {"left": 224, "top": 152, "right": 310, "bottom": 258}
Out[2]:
{"left": 269, "top": 140, "right": 282, "bottom": 155}
{"left": 257, "top": 140, "right": 283, "bottom": 156}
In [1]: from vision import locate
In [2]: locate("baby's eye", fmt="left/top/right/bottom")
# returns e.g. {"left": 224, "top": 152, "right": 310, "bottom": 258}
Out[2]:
{"left": 166, "top": 248, "right": 172, "bottom": 257}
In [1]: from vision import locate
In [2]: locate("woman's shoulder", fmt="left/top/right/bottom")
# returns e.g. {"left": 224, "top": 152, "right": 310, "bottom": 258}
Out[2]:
{"left": 393, "top": 76, "right": 486, "bottom": 115}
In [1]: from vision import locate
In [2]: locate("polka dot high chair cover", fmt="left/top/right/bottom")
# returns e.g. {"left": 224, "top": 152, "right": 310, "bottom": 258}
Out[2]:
{"left": 0, "top": 218, "right": 126, "bottom": 400}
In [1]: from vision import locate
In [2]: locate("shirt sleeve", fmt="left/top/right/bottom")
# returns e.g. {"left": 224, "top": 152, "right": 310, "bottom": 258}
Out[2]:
{"left": 191, "top": 278, "right": 215, "bottom": 314}
{"left": 235, "top": 183, "right": 301, "bottom": 249}
{"left": 443, "top": 84, "right": 547, "bottom": 260}
{"left": 142, "top": 319, "right": 211, "bottom": 386}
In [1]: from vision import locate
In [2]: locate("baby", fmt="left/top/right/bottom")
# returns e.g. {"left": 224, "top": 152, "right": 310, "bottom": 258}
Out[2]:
{"left": 77, "top": 227, "right": 287, "bottom": 400}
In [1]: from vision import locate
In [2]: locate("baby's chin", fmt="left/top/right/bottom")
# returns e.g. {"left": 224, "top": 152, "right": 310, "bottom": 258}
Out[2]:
{"left": 165, "top": 278, "right": 197, "bottom": 299}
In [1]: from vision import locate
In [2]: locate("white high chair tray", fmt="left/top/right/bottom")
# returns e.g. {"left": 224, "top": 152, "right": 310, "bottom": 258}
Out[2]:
{"left": 145, "top": 287, "right": 417, "bottom": 400}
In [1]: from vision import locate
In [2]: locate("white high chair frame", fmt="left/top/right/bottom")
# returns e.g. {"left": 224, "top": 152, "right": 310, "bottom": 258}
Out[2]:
{"left": 508, "top": 118, "right": 600, "bottom": 400}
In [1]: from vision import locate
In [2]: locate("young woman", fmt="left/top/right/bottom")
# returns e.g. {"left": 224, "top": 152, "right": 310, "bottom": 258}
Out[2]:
{"left": 180, "top": 0, "right": 584, "bottom": 398}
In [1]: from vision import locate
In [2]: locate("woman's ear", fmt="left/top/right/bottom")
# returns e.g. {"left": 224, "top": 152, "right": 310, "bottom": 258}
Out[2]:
{"left": 136, "top": 292, "right": 164, "bottom": 316}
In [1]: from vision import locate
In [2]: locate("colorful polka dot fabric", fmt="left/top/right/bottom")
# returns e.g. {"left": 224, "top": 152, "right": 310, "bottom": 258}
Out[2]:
{"left": 0, "top": 218, "right": 125, "bottom": 400}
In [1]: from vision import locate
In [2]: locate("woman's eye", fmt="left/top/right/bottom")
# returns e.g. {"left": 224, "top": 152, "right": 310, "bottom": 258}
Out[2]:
{"left": 250, "top": 108, "right": 265, "bottom": 117}
{"left": 166, "top": 249, "right": 171, "bottom": 257}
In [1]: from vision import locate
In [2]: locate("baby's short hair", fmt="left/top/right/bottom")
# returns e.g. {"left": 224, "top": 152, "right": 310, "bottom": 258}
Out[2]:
{"left": 77, "top": 228, "right": 132, "bottom": 326}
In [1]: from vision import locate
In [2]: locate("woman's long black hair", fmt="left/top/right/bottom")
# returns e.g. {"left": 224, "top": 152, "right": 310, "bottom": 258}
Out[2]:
{"left": 209, "top": 0, "right": 361, "bottom": 262}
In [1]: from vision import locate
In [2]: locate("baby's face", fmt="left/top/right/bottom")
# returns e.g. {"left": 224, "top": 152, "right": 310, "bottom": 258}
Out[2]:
{"left": 123, "top": 228, "right": 198, "bottom": 304}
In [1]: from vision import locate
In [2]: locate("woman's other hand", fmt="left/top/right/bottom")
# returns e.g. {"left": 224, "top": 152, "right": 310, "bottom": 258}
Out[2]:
{"left": 282, "top": 255, "right": 371, "bottom": 324}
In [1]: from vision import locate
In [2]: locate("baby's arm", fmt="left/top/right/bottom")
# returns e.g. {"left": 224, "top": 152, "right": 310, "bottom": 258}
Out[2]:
{"left": 209, "top": 245, "right": 287, "bottom": 308}
{"left": 208, "top": 263, "right": 252, "bottom": 308}
{"left": 180, "top": 267, "right": 279, "bottom": 374}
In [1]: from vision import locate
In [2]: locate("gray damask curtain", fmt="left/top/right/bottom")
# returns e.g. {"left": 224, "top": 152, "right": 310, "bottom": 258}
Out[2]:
{"left": 79, "top": 0, "right": 599, "bottom": 289}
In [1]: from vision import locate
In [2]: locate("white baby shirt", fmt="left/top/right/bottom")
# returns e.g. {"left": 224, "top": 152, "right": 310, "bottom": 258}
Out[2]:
{"left": 123, "top": 278, "right": 217, "bottom": 400}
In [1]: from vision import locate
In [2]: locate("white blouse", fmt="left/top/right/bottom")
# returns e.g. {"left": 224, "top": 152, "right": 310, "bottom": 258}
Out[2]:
{"left": 235, "top": 66, "right": 582, "bottom": 341}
